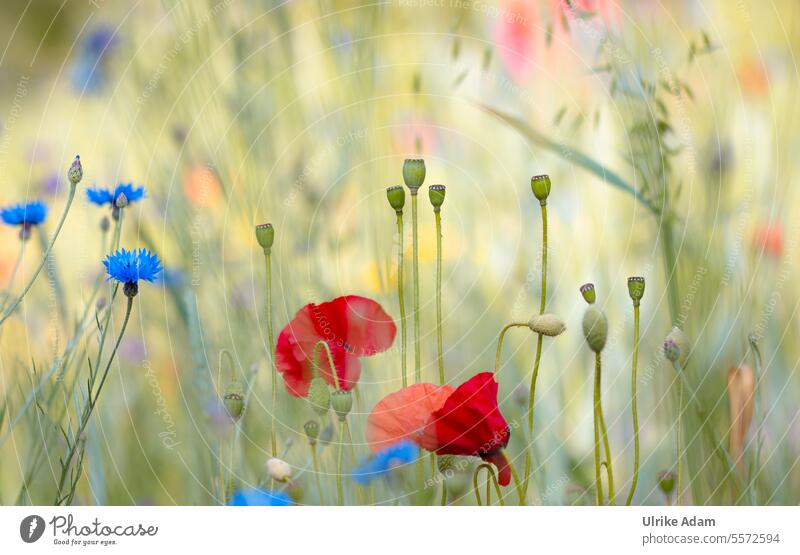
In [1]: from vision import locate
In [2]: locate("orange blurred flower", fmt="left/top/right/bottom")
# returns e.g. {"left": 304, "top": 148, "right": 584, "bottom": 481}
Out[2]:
{"left": 753, "top": 222, "right": 783, "bottom": 258}
{"left": 727, "top": 364, "right": 755, "bottom": 469}
{"left": 182, "top": 165, "right": 222, "bottom": 207}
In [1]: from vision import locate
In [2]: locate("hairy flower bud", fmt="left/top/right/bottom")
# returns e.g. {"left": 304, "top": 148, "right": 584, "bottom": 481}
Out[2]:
{"left": 437, "top": 454, "right": 455, "bottom": 474}
{"left": 255, "top": 223, "right": 274, "bottom": 253}
{"left": 331, "top": 389, "right": 353, "bottom": 420}
{"left": 627, "top": 276, "right": 645, "bottom": 305}
{"left": 386, "top": 185, "right": 405, "bottom": 213}
{"left": 582, "top": 305, "right": 607, "bottom": 353}
{"left": 307, "top": 377, "right": 330, "bottom": 416}
{"left": 402, "top": 158, "right": 426, "bottom": 193}
{"left": 68, "top": 155, "right": 83, "bottom": 186}
{"left": 115, "top": 192, "right": 128, "bottom": 209}
{"left": 265, "top": 457, "right": 292, "bottom": 482}
{"left": 530, "top": 174, "right": 551, "bottom": 203}
{"left": 663, "top": 327, "right": 689, "bottom": 367}
{"left": 527, "top": 313, "right": 566, "bottom": 337}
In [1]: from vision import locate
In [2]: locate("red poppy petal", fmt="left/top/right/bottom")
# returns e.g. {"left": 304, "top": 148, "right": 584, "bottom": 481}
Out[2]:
{"left": 325, "top": 296, "right": 397, "bottom": 357}
{"left": 367, "top": 383, "right": 455, "bottom": 453}
{"left": 426, "top": 372, "right": 509, "bottom": 456}
{"left": 275, "top": 303, "right": 326, "bottom": 397}
{"left": 483, "top": 451, "right": 511, "bottom": 487}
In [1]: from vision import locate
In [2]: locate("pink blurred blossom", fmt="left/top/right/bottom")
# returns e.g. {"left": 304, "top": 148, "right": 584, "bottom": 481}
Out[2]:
{"left": 494, "top": 0, "right": 539, "bottom": 83}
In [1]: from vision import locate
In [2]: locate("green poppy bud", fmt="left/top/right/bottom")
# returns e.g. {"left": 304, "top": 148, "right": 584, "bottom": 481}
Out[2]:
{"left": 627, "top": 276, "right": 645, "bottom": 305}
{"left": 657, "top": 470, "right": 676, "bottom": 496}
{"left": 255, "top": 223, "right": 275, "bottom": 253}
{"left": 580, "top": 283, "right": 596, "bottom": 305}
{"left": 531, "top": 174, "right": 551, "bottom": 203}
{"left": 582, "top": 305, "right": 607, "bottom": 353}
{"left": 331, "top": 389, "right": 353, "bottom": 420}
{"left": 307, "top": 377, "right": 330, "bottom": 416}
{"left": 222, "top": 381, "right": 245, "bottom": 421}
{"left": 428, "top": 184, "right": 446, "bottom": 211}
{"left": 68, "top": 155, "right": 83, "bottom": 185}
{"left": 664, "top": 327, "right": 689, "bottom": 367}
{"left": 304, "top": 420, "right": 320, "bottom": 445}
{"left": 402, "top": 158, "right": 426, "bottom": 193}
{"left": 437, "top": 454, "right": 455, "bottom": 474}
{"left": 386, "top": 185, "right": 405, "bottom": 213}
{"left": 527, "top": 313, "right": 566, "bottom": 337}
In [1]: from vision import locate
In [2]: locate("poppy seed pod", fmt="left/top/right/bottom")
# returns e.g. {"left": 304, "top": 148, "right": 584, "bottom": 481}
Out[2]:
{"left": 428, "top": 184, "right": 446, "bottom": 210}
{"left": 386, "top": 185, "right": 405, "bottom": 213}
{"left": 304, "top": 420, "right": 320, "bottom": 444}
{"left": 657, "top": 470, "right": 676, "bottom": 496}
{"left": 663, "top": 327, "right": 689, "bottom": 367}
{"left": 68, "top": 155, "right": 83, "bottom": 185}
{"left": 255, "top": 223, "right": 274, "bottom": 252}
{"left": 402, "top": 158, "right": 426, "bottom": 193}
{"left": 531, "top": 174, "right": 551, "bottom": 203}
{"left": 222, "top": 381, "right": 245, "bottom": 421}
{"left": 527, "top": 313, "right": 567, "bottom": 337}
{"left": 580, "top": 283, "right": 596, "bottom": 305}
{"left": 265, "top": 457, "right": 292, "bottom": 482}
{"left": 582, "top": 305, "right": 607, "bottom": 353}
{"left": 331, "top": 389, "right": 353, "bottom": 420}
{"left": 307, "top": 377, "right": 330, "bottom": 416}
{"left": 627, "top": 276, "right": 645, "bottom": 305}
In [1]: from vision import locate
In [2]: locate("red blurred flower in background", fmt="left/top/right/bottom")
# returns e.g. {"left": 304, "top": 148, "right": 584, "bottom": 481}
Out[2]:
{"left": 276, "top": 295, "right": 396, "bottom": 396}
{"left": 753, "top": 221, "right": 783, "bottom": 258}
{"left": 367, "top": 372, "right": 512, "bottom": 485}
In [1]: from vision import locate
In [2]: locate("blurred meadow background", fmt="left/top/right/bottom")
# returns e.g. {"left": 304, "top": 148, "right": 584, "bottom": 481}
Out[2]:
{"left": 1, "top": 0, "right": 799, "bottom": 505}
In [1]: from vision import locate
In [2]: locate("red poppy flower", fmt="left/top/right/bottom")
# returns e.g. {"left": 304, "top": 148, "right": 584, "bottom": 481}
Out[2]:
{"left": 275, "top": 295, "right": 396, "bottom": 397}
{"left": 367, "top": 372, "right": 512, "bottom": 485}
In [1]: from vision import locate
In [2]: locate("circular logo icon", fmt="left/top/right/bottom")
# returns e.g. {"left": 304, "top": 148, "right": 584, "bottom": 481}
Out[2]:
{"left": 20, "top": 515, "right": 45, "bottom": 543}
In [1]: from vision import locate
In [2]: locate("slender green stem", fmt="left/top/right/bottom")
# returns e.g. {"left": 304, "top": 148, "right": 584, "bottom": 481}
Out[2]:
{"left": 1, "top": 184, "right": 77, "bottom": 327}
{"left": 55, "top": 294, "right": 134, "bottom": 504}
{"left": 411, "top": 193, "right": 420, "bottom": 383}
{"left": 523, "top": 202, "right": 548, "bottom": 499}
{"left": 626, "top": 303, "right": 641, "bottom": 506}
{"left": 507, "top": 456, "right": 525, "bottom": 505}
{"left": 1, "top": 240, "right": 24, "bottom": 302}
{"left": 264, "top": 248, "right": 277, "bottom": 455}
{"left": 440, "top": 479, "right": 447, "bottom": 506}
{"left": 434, "top": 209, "right": 444, "bottom": 384}
{"left": 472, "top": 464, "right": 505, "bottom": 506}
{"left": 311, "top": 443, "right": 324, "bottom": 505}
{"left": 493, "top": 323, "right": 528, "bottom": 375}
{"left": 593, "top": 352, "right": 604, "bottom": 505}
{"left": 395, "top": 212, "right": 407, "bottom": 387}
{"left": 336, "top": 417, "right": 347, "bottom": 505}
{"left": 226, "top": 429, "right": 235, "bottom": 503}
{"left": 748, "top": 335, "right": 764, "bottom": 505}
{"left": 597, "top": 384, "right": 615, "bottom": 505}
{"left": 677, "top": 375, "right": 684, "bottom": 504}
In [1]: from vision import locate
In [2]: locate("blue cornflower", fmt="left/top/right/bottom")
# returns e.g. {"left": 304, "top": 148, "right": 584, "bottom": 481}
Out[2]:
{"left": 228, "top": 489, "right": 292, "bottom": 506}
{"left": 103, "top": 248, "right": 162, "bottom": 298}
{"left": 70, "top": 26, "right": 117, "bottom": 93}
{"left": 350, "top": 440, "right": 419, "bottom": 485}
{"left": 87, "top": 183, "right": 145, "bottom": 208}
{"left": 1, "top": 201, "right": 48, "bottom": 240}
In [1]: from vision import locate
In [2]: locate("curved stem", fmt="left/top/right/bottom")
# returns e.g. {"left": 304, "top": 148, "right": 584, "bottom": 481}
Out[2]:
{"left": 395, "top": 212, "right": 407, "bottom": 387}
{"left": 264, "top": 249, "right": 278, "bottom": 456}
{"left": 593, "top": 352, "right": 604, "bottom": 505}
{"left": 472, "top": 464, "right": 505, "bottom": 506}
{"left": 55, "top": 294, "right": 134, "bottom": 504}
{"left": 313, "top": 339, "right": 341, "bottom": 390}
{"left": 626, "top": 303, "right": 641, "bottom": 506}
{"left": 748, "top": 336, "right": 764, "bottom": 505}
{"left": 434, "top": 209, "right": 444, "bottom": 384}
{"left": 2, "top": 240, "right": 24, "bottom": 295}
{"left": 507, "top": 456, "right": 525, "bottom": 505}
{"left": 1, "top": 184, "right": 77, "bottom": 327}
{"left": 411, "top": 193, "right": 420, "bottom": 383}
{"left": 598, "top": 394, "right": 615, "bottom": 504}
{"left": 493, "top": 323, "right": 528, "bottom": 375}
{"left": 523, "top": 202, "right": 548, "bottom": 499}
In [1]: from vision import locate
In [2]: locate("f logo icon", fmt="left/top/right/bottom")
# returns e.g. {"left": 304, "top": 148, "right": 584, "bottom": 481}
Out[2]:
{"left": 20, "top": 515, "right": 45, "bottom": 543}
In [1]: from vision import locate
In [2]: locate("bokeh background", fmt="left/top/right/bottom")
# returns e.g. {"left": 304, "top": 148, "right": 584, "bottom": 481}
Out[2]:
{"left": 0, "top": 0, "right": 798, "bottom": 505}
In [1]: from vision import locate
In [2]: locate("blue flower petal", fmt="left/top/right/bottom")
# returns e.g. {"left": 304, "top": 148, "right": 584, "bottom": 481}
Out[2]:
{"left": 103, "top": 248, "right": 162, "bottom": 285}
{"left": 86, "top": 184, "right": 145, "bottom": 207}
{"left": 351, "top": 440, "right": 419, "bottom": 485}
{"left": 1, "top": 201, "right": 48, "bottom": 227}
{"left": 228, "top": 489, "right": 292, "bottom": 506}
